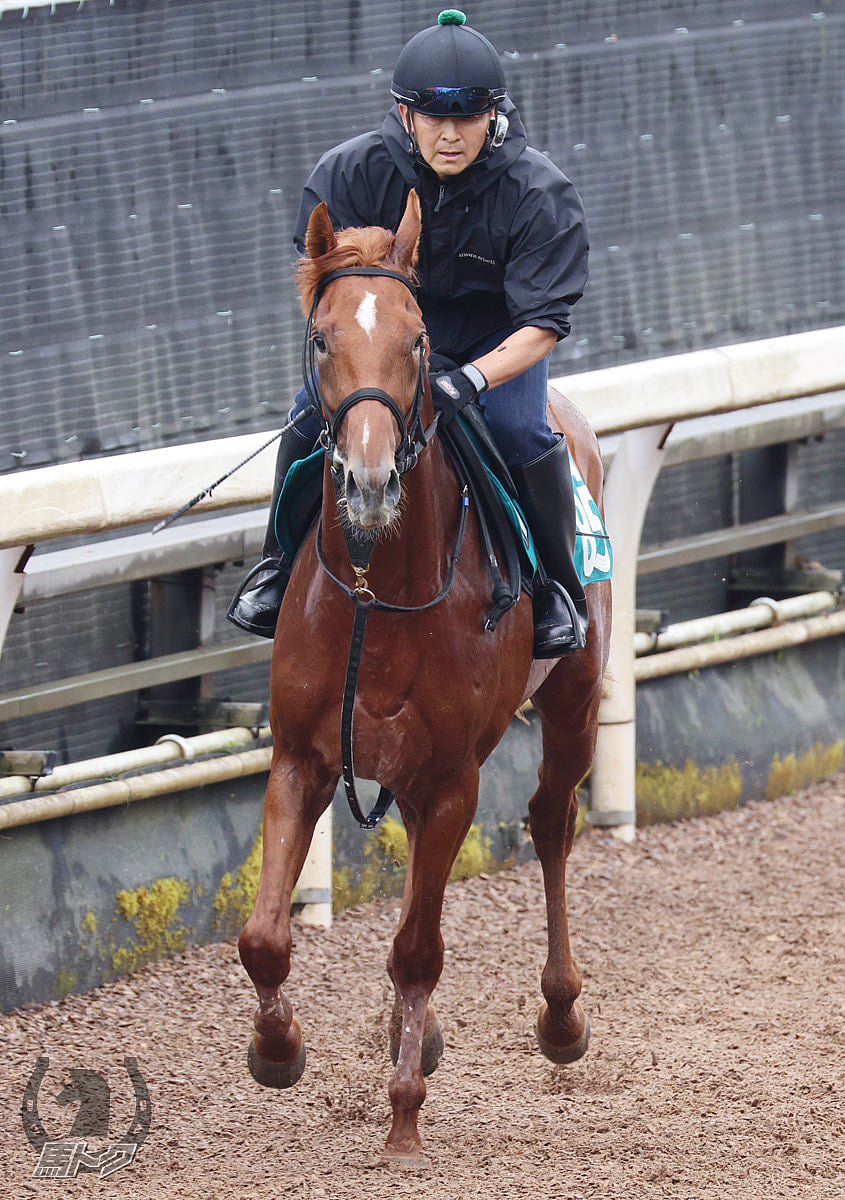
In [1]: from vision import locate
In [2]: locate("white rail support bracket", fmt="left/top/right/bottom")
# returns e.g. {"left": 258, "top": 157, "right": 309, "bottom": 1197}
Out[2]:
{"left": 590, "top": 424, "right": 672, "bottom": 841}
{"left": 294, "top": 806, "right": 333, "bottom": 928}
{"left": 0, "top": 545, "right": 29, "bottom": 653}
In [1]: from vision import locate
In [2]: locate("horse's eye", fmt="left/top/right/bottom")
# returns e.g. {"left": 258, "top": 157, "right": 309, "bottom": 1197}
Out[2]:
{"left": 414, "top": 334, "right": 426, "bottom": 352}
{"left": 312, "top": 333, "right": 328, "bottom": 354}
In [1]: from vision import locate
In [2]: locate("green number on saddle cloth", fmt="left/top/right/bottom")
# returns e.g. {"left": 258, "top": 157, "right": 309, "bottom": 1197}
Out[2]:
{"left": 482, "top": 461, "right": 612, "bottom": 587}
{"left": 570, "top": 461, "right": 613, "bottom": 585}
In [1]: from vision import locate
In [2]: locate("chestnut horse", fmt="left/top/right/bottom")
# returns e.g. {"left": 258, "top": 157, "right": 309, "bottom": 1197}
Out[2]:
{"left": 238, "top": 190, "right": 612, "bottom": 1161}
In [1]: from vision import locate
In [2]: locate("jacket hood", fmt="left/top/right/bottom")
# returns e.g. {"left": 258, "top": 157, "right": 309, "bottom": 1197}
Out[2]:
{"left": 380, "top": 96, "right": 527, "bottom": 197}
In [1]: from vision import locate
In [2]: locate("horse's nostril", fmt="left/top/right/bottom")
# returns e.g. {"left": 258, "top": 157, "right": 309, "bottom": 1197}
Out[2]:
{"left": 385, "top": 470, "right": 400, "bottom": 509}
{"left": 345, "top": 470, "right": 362, "bottom": 506}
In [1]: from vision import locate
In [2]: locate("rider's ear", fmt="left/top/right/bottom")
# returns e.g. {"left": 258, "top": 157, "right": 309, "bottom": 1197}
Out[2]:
{"left": 391, "top": 189, "right": 421, "bottom": 274}
{"left": 305, "top": 201, "right": 338, "bottom": 260}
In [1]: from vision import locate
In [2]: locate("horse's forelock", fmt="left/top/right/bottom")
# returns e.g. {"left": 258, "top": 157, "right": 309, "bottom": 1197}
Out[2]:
{"left": 296, "top": 226, "right": 414, "bottom": 315}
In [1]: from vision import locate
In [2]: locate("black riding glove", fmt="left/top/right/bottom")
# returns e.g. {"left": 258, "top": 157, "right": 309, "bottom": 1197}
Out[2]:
{"left": 427, "top": 351, "right": 458, "bottom": 375}
{"left": 430, "top": 364, "right": 489, "bottom": 424}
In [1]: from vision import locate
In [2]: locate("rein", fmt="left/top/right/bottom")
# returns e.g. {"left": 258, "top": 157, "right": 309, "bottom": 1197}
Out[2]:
{"left": 303, "top": 264, "right": 462, "bottom": 829}
{"left": 315, "top": 488, "right": 469, "bottom": 829}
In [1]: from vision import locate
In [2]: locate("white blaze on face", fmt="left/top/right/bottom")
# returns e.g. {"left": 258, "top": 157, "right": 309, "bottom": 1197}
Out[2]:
{"left": 355, "top": 291, "right": 378, "bottom": 340}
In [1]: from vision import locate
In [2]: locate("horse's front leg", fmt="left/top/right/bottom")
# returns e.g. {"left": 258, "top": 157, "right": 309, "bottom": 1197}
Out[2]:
{"left": 238, "top": 752, "right": 336, "bottom": 1088}
{"left": 528, "top": 671, "right": 602, "bottom": 1064}
{"left": 385, "top": 769, "right": 478, "bottom": 1162}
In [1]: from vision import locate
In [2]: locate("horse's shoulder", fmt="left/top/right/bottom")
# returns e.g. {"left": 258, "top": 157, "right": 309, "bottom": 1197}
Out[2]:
{"left": 546, "top": 384, "right": 603, "bottom": 501}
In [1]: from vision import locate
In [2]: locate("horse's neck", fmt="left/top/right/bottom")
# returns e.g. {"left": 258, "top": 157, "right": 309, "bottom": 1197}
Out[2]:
{"left": 320, "top": 441, "right": 460, "bottom": 607}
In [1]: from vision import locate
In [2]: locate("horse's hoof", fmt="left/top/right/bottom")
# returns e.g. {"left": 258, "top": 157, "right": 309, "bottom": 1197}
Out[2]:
{"left": 389, "top": 1005, "right": 445, "bottom": 1077}
{"left": 381, "top": 1149, "right": 430, "bottom": 1170}
{"left": 535, "top": 1001, "right": 590, "bottom": 1065}
{"left": 247, "top": 1022, "right": 306, "bottom": 1089}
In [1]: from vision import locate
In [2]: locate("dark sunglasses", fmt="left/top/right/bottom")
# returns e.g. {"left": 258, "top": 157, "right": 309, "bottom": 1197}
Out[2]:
{"left": 406, "top": 86, "right": 504, "bottom": 115}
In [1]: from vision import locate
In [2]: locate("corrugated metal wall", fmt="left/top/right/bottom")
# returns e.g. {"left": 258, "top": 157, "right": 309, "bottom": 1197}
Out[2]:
{"left": 1, "top": 1, "right": 842, "bottom": 758}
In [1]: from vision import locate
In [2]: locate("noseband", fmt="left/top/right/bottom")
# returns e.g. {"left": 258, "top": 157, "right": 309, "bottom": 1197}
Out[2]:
{"left": 301, "top": 266, "right": 437, "bottom": 476}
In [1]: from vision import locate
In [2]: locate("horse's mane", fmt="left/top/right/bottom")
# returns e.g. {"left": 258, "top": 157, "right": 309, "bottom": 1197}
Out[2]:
{"left": 296, "top": 226, "right": 417, "bottom": 315}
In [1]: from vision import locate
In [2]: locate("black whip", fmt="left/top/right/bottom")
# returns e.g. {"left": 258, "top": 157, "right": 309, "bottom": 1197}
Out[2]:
{"left": 151, "top": 405, "right": 316, "bottom": 534}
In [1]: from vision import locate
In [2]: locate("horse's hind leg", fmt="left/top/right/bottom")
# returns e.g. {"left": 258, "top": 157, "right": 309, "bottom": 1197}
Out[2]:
{"left": 384, "top": 771, "right": 478, "bottom": 1162}
{"left": 238, "top": 753, "right": 336, "bottom": 1088}
{"left": 528, "top": 664, "right": 602, "bottom": 1064}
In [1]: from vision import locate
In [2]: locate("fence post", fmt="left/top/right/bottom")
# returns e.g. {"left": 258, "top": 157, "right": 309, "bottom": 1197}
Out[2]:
{"left": 295, "top": 806, "right": 333, "bottom": 927}
{"left": 590, "top": 424, "right": 672, "bottom": 840}
{"left": 0, "top": 546, "right": 29, "bottom": 659}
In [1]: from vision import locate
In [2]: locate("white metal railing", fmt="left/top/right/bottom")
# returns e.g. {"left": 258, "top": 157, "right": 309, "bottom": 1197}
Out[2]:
{"left": 551, "top": 326, "right": 845, "bottom": 840}
{"left": 1, "top": 326, "right": 844, "bottom": 838}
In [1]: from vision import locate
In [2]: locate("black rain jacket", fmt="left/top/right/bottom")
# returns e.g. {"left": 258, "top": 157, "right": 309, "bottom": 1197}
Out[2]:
{"left": 293, "top": 99, "right": 589, "bottom": 362}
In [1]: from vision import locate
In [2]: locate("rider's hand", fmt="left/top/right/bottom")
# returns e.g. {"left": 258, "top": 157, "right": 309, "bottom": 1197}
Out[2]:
{"left": 430, "top": 364, "right": 488, "bottom": 423}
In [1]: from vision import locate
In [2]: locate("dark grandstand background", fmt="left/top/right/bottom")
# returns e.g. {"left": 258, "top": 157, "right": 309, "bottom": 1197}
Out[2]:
{"left": 0, "top": 1, "right": 842, "bottom": 760}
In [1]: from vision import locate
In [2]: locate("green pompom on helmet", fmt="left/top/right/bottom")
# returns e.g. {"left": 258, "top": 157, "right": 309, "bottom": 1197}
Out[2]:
{"left": 391, "top": 9, "right": 507, "bottom": 116}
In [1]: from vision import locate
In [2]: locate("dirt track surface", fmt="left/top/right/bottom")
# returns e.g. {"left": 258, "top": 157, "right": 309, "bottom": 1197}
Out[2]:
{"left": 2, "top": 776, "right": 844, "bottom": 1200}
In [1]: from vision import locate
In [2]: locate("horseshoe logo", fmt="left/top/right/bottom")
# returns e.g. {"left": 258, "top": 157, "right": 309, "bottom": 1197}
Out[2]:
{"left": 21, "top": 1055, "right": 51, "bottom": 1152}
{"left": 120, "top": 1056, "right": 152, "bottom": 1147}
{"left": 21, "top": 1055, "right": 152, "bottom": 1169}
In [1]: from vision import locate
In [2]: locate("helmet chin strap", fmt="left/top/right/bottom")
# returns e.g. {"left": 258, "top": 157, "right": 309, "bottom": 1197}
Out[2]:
{"left": 400, "top": 106, "right": 502, "bottom": 169}
{"left": 401, "top": 107, "right": 421, "bottom": 164}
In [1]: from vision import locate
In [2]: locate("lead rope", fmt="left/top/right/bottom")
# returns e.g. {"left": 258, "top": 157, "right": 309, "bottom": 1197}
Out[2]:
{"left": 340, "top": 575, "right": 393, "bottom": 830}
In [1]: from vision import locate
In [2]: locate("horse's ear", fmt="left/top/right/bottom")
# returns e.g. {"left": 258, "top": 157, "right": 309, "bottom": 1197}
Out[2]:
{"left": 305, "top": 202, "right": 338, "bottom": 260}
{"left": 391, "top": 189, "right": 421, "bottom": 274}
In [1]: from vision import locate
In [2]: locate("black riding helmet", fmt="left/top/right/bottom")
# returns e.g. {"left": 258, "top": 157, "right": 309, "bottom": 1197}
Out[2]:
{"left": 391, "top": 9, "right": 507, "bottom": 117}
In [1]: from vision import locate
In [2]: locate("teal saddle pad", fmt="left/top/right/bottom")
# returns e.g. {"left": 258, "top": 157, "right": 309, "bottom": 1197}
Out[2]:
{"left": 454, "top": 413, "right": 613, "bottom": 588}
{"left": 273, "top": 440, "right": 612, "bottom": 589}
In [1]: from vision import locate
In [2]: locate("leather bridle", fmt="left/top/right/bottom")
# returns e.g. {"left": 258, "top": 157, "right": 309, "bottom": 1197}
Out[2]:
{"left": 301, "top": 263, "right": 466, "bottom": 831}
{"left": 301, "top": 265, "right": 438, "bottom": 477}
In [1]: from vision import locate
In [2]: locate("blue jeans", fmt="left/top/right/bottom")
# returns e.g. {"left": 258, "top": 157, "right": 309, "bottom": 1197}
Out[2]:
{"left": 289, "top": 331, "right": 556, "bottom": 468}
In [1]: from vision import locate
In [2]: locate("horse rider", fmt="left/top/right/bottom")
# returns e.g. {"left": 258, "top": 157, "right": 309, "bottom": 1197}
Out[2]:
{"left": 228, "top": 9, "right": 590, "bottom": 658}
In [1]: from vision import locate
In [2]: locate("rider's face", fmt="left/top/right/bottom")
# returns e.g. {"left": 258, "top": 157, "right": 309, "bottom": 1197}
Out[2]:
{"left": 400, "top": 106, "right": 491, "bottom": 180}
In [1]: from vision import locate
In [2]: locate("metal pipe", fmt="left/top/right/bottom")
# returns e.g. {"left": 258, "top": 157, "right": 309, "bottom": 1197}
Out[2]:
{"left": 0, "top": 747, "right": 273, "bottom": 831}
{"left": 0, "top": 725, "right": 270, "bottom": 800}
{"left": 634, "top": 609, "right": 845, "bottom": 681}
{"left": 0, "top": 740, "right": 334, "bottom": 929}
{"left": 633, "top": 591, "right": 838, "bottom": 656}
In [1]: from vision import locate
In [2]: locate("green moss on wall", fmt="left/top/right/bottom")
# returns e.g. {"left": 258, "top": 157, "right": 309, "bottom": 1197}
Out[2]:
{"left": 110, "top": 877, "right": 191, "bottom": 974}
{"left": 52, "top": 965, "right": 78, "bottom": 999}
{"left": 765, "top": 740, "right": 844, "bottom": 800}
{"left": 636, "top": 758, "right": 743, "bottom": 825}
{"left": 332, "top": 816, "right": 496, "bottom": 913}
{"left": 213, "top": 826, "right": 264, "bottom": 937}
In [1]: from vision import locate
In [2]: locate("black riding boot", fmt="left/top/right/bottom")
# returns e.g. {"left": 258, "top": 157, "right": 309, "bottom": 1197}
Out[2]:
{"left": 226, "top": 425, "right": 317, "bottom": 638}
{"left": 511, "top": 436, "right": 589, "bottom": 659}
